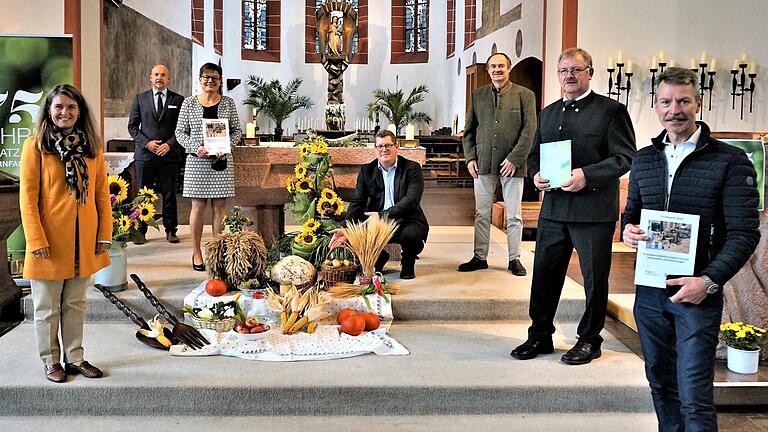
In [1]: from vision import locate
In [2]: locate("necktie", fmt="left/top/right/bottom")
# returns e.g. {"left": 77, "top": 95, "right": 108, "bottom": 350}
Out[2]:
{"left": 156, "top": 92, "right": 163, "bottom": 115}
{"left": 564, "top": 99, "right": 575, "bottom": 108}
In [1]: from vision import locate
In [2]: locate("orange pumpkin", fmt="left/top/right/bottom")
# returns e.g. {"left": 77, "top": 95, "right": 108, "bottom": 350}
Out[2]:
{"left": 205, "top": 279, "right": 228, "bottom": 296}
{"left": 339, "top": 315, "right": 365, "bottom": 336}
{"left": 336, "top": 308, "right": 359, "bottom": 325}
{"left": 360, "top": 312, "right": 381, "bottom": 331}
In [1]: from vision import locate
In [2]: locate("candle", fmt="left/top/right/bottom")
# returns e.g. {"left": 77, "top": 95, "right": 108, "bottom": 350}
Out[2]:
{"left": 733, "top": 59, "right": 740, "bottom": 70}
{"left": 658, "top": 50, "right": 665, "bottom": 62}
{"left": 668, "top": 59, "right": 676, "bottom": 67}
{"left": 700, "top": 51, "right": 707, "bottom": 64}
{"left": 749, "top": 63, "right": 757, "bottom": 74}
{"left": 626, "top": 59, "right": 633, "bottom": 74}
{"left": 246, "top": 122, "right": 256, "bottom": 139}
{"left": 387, "top": 123, "right": 397, "bottom": 134}
{"left": 709, "top": 58, "right": 717, "bottom": 72}
{"left": 617, "top": 50, "right": 624, "bottom": 63}
{"left": 252, "top": 108, "right": 257, "bottom": 118}
{"left": 690, "top": 57, "right": 697, "bottom": 69}
{"left": 607, "top": 56, "right": 614, "bottom": 68}
{"left": 405, "top": 124, "right": 415, "bottom": 140}
{"left": 651, "top": 56, "right": 657, "bottom": 69}
{"left": 740, "top": 52, "right": 748, "bottom": 63}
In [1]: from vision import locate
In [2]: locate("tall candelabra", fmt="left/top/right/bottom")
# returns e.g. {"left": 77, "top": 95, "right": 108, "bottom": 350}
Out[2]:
{"left": 649, "top": 61, "right": 668, "bottom": 108}
{"left": 731, "top": 63, "right": 757, "bottom": 120}
{"left": 692, "top": 63, "right": 716, "bottom": 120}
{"left": 607, "top": 62, "right": 633, "bottom": 106}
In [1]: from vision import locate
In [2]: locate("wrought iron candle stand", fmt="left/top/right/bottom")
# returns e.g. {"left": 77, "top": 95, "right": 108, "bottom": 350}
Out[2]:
{"left": 694, "top": 63, "right": 716, "bottom": 120}
{"left": 649, "top": 62, "right": 668, "bottom": 107}
{"left": 607, "top": 62, "right": 633, "bottom": 105}
{"left": 730, "top": 63, "right": 757, "bottom": 120}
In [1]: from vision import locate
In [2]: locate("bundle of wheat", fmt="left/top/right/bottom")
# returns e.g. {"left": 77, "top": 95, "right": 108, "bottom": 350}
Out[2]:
{"left": 327, "top": 278, "right": 400, "bottom": 299}
{"left": 341, "top": 215, "right": 398, "bottom": 277}
{"left": 205, "top": 231, "right": 268, "bottom": 289}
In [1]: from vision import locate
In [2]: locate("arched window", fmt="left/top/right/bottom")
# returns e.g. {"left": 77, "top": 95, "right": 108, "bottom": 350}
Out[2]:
{"left": 446, "top": 0, "right": 455, "bottom": 58}
{"left": 242, "top": 0, "right": 281, "bottom": 62}
{"left": 305, "top": 0, "right": 368, "bottom": 64}
{"left": 464, "top": 0, "right": 477, "bottom": 49}
{"left": 191, "top": 0, "right": 204, "bottom": 46}
{"left": 392, "top": 0, "right": 429, "bottom": 63}
{"left": 214, "top": 0, "right": 223, "bottom": 55}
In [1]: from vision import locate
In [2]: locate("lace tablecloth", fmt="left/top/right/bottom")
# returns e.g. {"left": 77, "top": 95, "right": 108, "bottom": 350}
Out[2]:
{"left": 104, "top": 152, "right": 135, "bottom": 176}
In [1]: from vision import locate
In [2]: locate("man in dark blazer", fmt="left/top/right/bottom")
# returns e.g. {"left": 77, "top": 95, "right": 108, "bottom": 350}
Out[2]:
{"left": 459, "top": 52, "right": 537, "bottom": 277}
{"left": 330, "top": 129, "right": 429, "bottom": 279}
{"left": 511, "top": 48, "right": 636, "bottom": 365}
{"left": 127, "top": 64, "right": 185, "bottom": 243}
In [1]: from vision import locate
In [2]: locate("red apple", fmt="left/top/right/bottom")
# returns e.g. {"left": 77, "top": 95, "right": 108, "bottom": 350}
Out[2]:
{"left": 234, "top": 323, "right": 245, "bottom": 333}
{"left": 250, "top": 325, "right": 265, "bottom": 334}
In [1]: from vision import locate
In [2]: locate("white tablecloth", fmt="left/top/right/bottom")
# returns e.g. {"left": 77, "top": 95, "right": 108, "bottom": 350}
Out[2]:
{"left": 104, "top": 152, "right": 134, "bottom": 176}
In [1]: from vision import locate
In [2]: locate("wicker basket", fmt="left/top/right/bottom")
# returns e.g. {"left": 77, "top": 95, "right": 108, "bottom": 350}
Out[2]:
{"left": 320, "top": 246, "right": 359, "bottom": 285}
{"left": 186, "top": 314, "right": 237, "bottom": 333}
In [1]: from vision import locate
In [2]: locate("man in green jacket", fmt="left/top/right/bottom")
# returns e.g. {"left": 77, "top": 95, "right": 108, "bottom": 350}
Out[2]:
{"left": 459, "top": 52, "right": 537, "bottom": 276}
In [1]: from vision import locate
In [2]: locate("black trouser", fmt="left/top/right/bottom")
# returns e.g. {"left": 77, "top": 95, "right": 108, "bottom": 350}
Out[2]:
{"left": 135, "top": 158, "right": 178, "bottom": 234}
{"left": 388, "top": 221, "right": 426, "bottom": 265}
{"left": 527, "top": 217, "right": 615, "bottom": 345}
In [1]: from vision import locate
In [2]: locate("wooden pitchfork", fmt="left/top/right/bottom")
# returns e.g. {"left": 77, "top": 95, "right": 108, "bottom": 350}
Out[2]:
{"left": 129, "top": 274, "right": 210, "bottom": 350}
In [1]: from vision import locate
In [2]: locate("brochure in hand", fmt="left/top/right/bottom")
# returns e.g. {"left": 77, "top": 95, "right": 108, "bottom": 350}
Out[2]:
{"left": 634, "top": 209, "right": 699, "bottom": 288}
{"left": 203, "top": 119, "right": 231, "bottom": 154}
{"left": 540, "top": 139, "right": 571, "bottom": 188}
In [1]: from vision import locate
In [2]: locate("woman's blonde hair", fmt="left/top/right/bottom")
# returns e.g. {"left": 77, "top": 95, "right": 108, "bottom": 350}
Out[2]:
{"left": 33, "top": 84, "right": 100, "bottom": 156}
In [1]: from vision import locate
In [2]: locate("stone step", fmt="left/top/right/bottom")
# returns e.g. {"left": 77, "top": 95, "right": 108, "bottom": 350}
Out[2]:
{"left": 0, "top": 414, "right": 661, "bottom": 432}
{"left": 0, "top": 321, "right": 653, "bottom": 416}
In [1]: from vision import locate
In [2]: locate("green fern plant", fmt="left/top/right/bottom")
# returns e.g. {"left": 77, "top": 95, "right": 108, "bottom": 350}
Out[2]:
{"left": 244, "top": 76, "right": 314, "bottom": 140}
{"left": 366, "top": 84, "right": 432, "bottom": 135}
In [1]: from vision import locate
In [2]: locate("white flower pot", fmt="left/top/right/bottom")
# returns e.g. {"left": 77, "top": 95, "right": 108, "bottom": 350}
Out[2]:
{"left": 726, "top": 345, "right": 760, "bottom": 374}
{"left": 92, "top": 241, "right": 128, "bottom": 292}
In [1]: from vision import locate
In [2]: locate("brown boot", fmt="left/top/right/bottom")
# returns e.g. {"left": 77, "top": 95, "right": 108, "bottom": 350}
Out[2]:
{"left": 65, "top": 361, "right": 103, "bottom": 378}
{"left": 44, "top": 363, "right": 67, "bottom": 383}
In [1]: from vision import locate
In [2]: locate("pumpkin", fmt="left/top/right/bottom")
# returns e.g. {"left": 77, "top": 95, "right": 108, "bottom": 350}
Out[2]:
{"left": 269, "top": 255, "right": 317, "bottom": 288}
{"left": 205, "top": 279, "right": 228, "bottom": 296}
{"left": 339, "top": 315, "right": 365, "bottom": 336}
{"left": 360, "top": 312, "right": 381, "bottom": 331}
{"left": 336, "top": 308, "right": 359, "bottom": 325}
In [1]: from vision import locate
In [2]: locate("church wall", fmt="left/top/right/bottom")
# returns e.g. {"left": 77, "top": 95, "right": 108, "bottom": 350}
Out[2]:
{"left": 577, "top": 0, "right": 768, "bottom": 148}
{"left": 0, "top": 0, "right": 64, "bottom": 33}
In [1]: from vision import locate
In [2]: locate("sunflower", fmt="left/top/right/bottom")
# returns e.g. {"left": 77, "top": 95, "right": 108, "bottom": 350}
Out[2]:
{"left": 332, "top": 198, "right": 345, "bottom": 216}
{"left": 294, "top": 163, "right": 308, "bottom": 179}
{"left": 285, "top": 176, "right": 294, "bottom": 193}
{"left": 298, "top": 230, "right": 317, "bottom": 245}
{"left": 315, "top": 141, "right": 329, "bottom": 154}
{"left": 316, "top": 197, "right": 333, "bottom": 215}
{"left": 299, "top": 143, "right": 310, "bottom": 156}
{"left": 138, "top": 186, "right": 158, "bottom": 201}
{"left": 302, "top": 218, "right": 320, "bottom": 232}
{"left": 136, "top": 202, "right": 156, "bottom": 222}
{"left": 296, "top": 177, "right": 313, "bottom": 193}
{"left": 320, "top": 188, "right": 337, "bottom": 201}
{"left": 108, "top": 175, "right": 129, "bottom": 203}
{"left": 118, "top": 215, "right": 131, "bottom": 232}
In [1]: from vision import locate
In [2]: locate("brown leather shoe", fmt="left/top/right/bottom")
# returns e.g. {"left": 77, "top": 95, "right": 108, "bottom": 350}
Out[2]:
{"left": 166, "top": 232, "right": 180, "bottom": 243}
{"left": 65, "top": 361, "right": 103, "bottom": 378}
{"left": 44, "top": 363, "right": 67, "bottom": 383}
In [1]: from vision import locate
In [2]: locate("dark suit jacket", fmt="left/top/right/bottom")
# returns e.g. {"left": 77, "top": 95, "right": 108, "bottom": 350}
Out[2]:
{"left": 463, "top": 82, "right": 537, "bottom": 177}
{"left": 346, "top": 155, "right": 429, "bottom": 240}
{"left": 127, "top": 89, "right": 185, "bottom": 162}
{"left": 527, "top": 91, "right": 636, "bottom": 222}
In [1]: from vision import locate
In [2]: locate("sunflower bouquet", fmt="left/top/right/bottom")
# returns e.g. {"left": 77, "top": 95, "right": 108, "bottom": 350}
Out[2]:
{"left": 107, "top": 175, "right": 159, "bottom": 243}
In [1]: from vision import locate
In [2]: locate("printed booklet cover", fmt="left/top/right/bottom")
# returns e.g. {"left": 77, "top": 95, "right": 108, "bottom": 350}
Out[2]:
{"left": 203, "top": 119, "right": 231, "bottom": 154}
{"left": 634, "top": 209, "right": 699, "bottom": 288}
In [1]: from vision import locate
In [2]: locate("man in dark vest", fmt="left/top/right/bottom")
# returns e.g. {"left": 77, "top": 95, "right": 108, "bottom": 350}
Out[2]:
{"left": 511, "top": 47, "right": 636, "bottom": 365}
{"left": 128, "top": 64, "right": 185, "bottom": 243}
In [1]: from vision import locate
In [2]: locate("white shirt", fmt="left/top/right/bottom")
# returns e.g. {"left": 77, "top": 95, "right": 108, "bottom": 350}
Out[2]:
{"left": 378, "top": 161, "right": 398, "bottom": 211}
{"left": 663, "top": 126, "right": 701, "bottom": 200}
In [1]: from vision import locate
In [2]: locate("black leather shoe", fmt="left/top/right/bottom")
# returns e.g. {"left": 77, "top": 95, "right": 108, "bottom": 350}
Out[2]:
{"left": 457, "top": 256, "right": 488, "bottom": 272}
{"left": 375, "top": 250, "right": 390, "bottom": 273}
{"left": 400, "top": 260, "right": 415, "bottom": 280}
{"left": 561, "top": 341, "right": 602, "bottom": 365}
{"left": 508, "top": 259, "right": 527, "bottom": 276}
{"left": 192, "top": 257, "right": 206, "bottom": 272}
{"left": 510, "top": 338, "right": 554, "bottom": 360}
{"left": 166, "top": 232, "right": 180, "bottom": 243}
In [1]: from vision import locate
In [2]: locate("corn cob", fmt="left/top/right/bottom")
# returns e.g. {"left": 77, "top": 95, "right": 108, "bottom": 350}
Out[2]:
{"left": 288, "top": 316, "right": 309, "bottom": 334}
{"left": 283, "top": 311, "right": 299, "bottom": 333}
{"left": 307, "top": 321, "right": 317, "bottom": 334}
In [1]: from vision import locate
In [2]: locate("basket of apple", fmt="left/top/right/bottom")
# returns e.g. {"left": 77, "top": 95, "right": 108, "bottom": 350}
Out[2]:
{"left": 229, "top": 316, "right": 271, "bottom": 340}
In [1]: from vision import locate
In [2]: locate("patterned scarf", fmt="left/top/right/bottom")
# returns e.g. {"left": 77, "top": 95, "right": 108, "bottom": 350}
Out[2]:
{"left": 51, "top": 129, "right": 90, "bottom": 204}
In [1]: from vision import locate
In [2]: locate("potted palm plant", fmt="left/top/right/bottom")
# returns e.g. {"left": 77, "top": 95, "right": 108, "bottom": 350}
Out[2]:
{"left": 366, "top": 84, "right": 432, "bottom": 135}
{"left": 244, "top": 76, "right": 314, "bottom": 141}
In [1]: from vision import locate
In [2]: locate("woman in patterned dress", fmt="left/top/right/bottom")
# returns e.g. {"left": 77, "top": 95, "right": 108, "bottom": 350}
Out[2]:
{"left": 175, "top": 63, "right": 242, "bottom": 271}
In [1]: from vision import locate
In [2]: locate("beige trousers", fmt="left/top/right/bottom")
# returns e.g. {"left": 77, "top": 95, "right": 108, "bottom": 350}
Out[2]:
{"left": 30, "top": 277, "right": 89, "bottom": 365}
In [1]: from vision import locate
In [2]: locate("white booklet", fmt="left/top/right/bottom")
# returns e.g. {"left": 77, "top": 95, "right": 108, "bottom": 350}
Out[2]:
{"left": 634, "top": 209, "right": 699, "bottom": 288}
{"left": 540, "top": 139, "right": 571, "bottom": 188}
{"left": 203, "top": 119, "right": 231, "bottom": 154}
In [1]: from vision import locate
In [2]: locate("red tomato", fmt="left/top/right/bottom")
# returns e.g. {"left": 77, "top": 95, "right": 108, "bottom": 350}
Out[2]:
{"left": 205, "top": 279, "right": 228, "bottom": 296}
{"left": 336, "top": 308, "right": 359, "bottom": 325}
{"left": 340, "top": 315, "right": 365, "bottom": 336}
{"left": 359, "top": 312, "right": 381, "bottom": 331}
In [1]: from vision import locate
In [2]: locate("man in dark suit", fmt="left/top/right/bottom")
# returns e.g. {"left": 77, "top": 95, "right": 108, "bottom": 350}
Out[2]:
{"left": 330, "top": 129, "right": 429, "bottom": 279}
{"left": 510, "top": 48, "right": 636, "bottom": 365}
{"left": 459, "top": 52, "right": 537, "bottom": 277}
{"left": 127, "top": 64, "right": 185, "bottom": 243}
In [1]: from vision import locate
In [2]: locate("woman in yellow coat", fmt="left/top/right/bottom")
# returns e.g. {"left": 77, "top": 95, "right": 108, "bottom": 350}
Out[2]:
{"left": 19, "top": 84, "right": 112, "bottom": 383}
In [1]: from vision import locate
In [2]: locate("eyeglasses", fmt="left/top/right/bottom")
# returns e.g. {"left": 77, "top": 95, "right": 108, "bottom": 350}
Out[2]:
{"left": 374, "top": 143, "right": 396, "bottom": 150}
{"left": 200, "top": 75, "right": 221, "bottom": 82}
{"left": 557, "top": 67, "right": 590, "bottom": 76}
